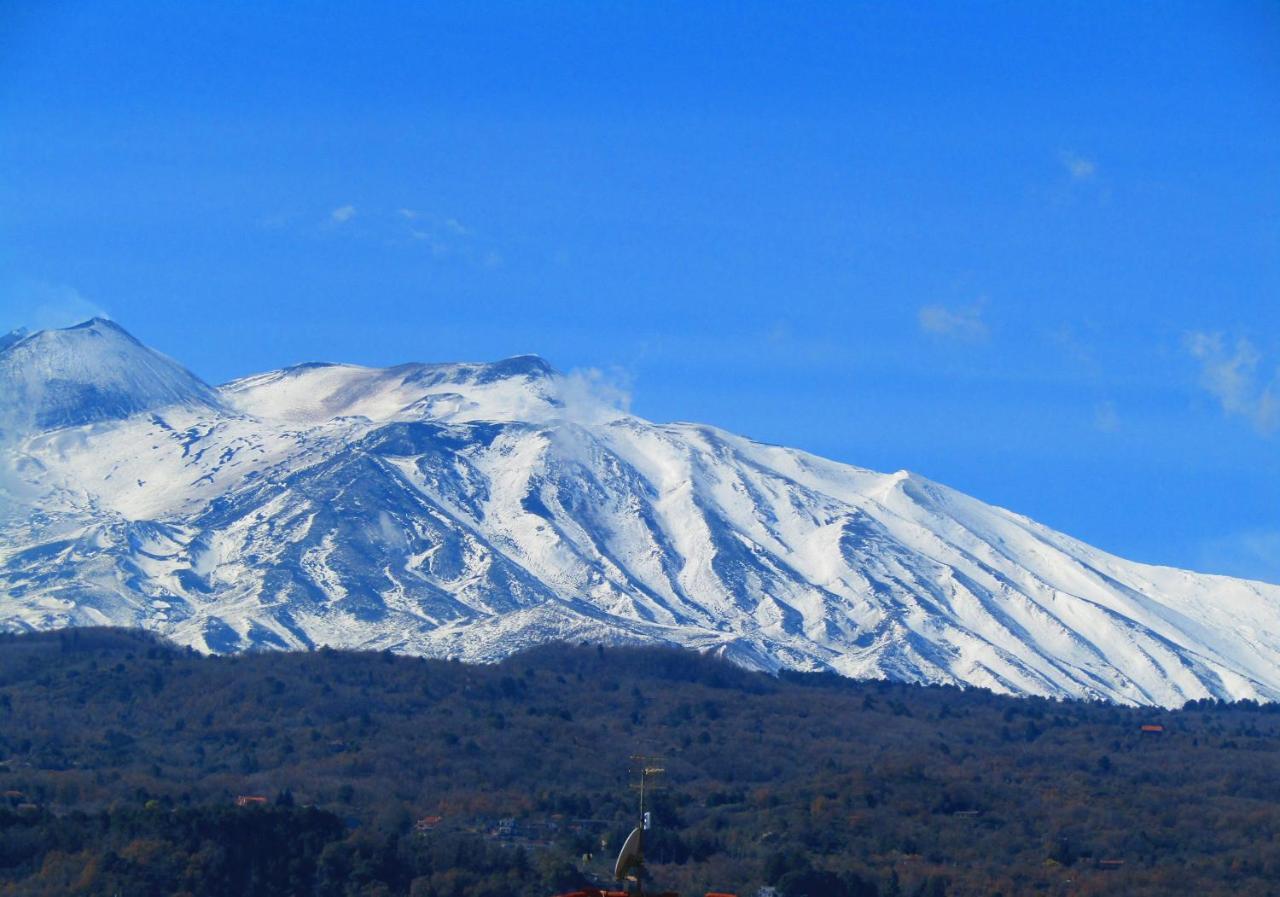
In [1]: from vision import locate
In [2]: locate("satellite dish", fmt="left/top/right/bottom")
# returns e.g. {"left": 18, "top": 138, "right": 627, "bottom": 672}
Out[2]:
{"left": 614, "top": 826, "right": 643, "bottom": 881}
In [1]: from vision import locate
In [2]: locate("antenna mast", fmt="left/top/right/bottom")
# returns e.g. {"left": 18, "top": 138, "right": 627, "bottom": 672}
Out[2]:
{"left": 629, "top": 755, "right": 664, "bottom": 896}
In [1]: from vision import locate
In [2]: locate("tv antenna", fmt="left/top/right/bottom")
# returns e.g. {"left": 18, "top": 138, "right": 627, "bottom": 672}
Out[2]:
{"left": 614, "top": 755, "right": 665, "bottom": 895}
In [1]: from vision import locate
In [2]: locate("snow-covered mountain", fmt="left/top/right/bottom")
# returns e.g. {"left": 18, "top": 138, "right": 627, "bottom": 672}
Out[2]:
{"left": 2, "top": 320, "right": 1277, "bottom": 707}
{"left": 0, "top": 319, "right": 224, "bottom": 436}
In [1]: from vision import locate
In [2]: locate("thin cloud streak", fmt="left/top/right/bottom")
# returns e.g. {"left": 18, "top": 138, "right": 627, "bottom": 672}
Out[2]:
{"left": 1060, "top": 151, "right": 1097, "bottom": 181}
{"left": 1185, "top": 331, "right": 1278, "bottom": 434}
{"left": 1, "top": 281, "right": 110, "bottom": 334}
{"left": 917, "top": 302, "right": 989, "bottom": 341}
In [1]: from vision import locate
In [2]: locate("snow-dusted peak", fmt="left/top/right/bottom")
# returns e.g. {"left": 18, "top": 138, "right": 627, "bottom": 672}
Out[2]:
{"left": 0, "top": 318, "right": 224, "bottom": 435}
{"left": 0, "top": 328, "right": 30, "bottom": 353}
{"left": 6, "top": 326, "right": 1280, "bottom": 708}
{"left": 220, "top": 354, "right": 565, "bottom": 426}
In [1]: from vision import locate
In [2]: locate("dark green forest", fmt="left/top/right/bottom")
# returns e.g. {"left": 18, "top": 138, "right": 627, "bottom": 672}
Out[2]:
{"left": 1, "top": 628, "right": 1279, "bottom": 897}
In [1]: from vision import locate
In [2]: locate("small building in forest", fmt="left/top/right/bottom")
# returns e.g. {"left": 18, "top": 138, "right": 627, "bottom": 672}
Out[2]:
{"left": 414, "top": 815, "right": 444, "bottom": 833}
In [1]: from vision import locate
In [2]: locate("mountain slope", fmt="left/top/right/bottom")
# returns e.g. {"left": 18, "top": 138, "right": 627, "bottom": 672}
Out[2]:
{"left": 0, "top": 318, "right": 224, "bottom": 436}
{"left": 1, "top": 320, "right": 1277, "bottom": 707}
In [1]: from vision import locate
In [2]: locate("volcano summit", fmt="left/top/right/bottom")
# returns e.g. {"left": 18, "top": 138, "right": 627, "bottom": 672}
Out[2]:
{"left": 2, "top": 319, "right": 1277, "bottom": 707}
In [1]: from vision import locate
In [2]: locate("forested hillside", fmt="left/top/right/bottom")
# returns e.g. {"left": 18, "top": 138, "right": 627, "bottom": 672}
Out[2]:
{"left": 1, "top": 629, "right": 1278, "bottom": 896}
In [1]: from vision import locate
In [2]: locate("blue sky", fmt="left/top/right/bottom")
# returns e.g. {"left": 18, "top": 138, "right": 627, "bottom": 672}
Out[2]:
{"left": 1, "top": 2, "right": 1278, "bottom": 581}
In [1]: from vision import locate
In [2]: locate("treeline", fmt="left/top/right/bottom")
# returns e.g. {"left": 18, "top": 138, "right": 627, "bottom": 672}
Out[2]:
{"left": 0, "top": 801, "right": 592, "bottom": 897}
{"left": 1, "top": 628, "right": 1279, "bottom": 896}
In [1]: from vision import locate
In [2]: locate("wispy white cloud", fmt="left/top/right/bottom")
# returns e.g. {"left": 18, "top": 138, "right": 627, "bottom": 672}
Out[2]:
{"left": 298, "top": 205, "right": 503, "bottom": 267}
{"left": 1185, "top": 331, "right": 1278, "bottom": 434}
{"left": 542, "top": 366, "right": 635, "bottom": 466}
{"left": 917, "top": 301, "right": 989, "bottom": 341}
{"left": 1060, "top": 151, "right": 1097, "bottom": 181}
{"left": 400, "top": 209, "right": 468, "bottom": 236}
{"left": 559, "top": 367, "right": 632, "bottom": 420}
{"left": 401, "top": 211, "right": 499, "bottom": 266}
{"left": 0, "top": 281, "right": 109, "bottom": 334}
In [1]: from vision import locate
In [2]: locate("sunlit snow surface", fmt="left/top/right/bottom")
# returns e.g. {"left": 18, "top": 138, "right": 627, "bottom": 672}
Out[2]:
{"left": 2, "top": 320, "right": 1278, "bottom": 707}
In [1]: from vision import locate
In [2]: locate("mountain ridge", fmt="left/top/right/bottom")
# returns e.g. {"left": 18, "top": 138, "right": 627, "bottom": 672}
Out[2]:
{"left": 1, "top": 319, "right": 1277, "bottom": 708}
{"left": 0, "top": 317, "right": 225, "bottom": 435}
